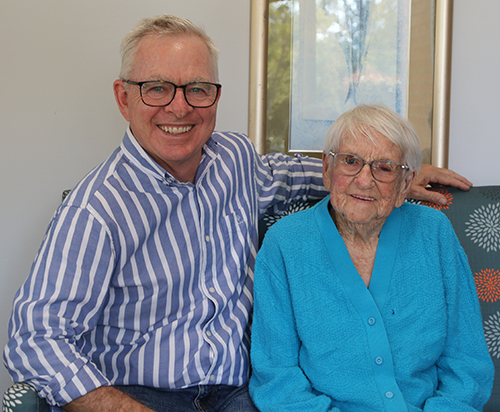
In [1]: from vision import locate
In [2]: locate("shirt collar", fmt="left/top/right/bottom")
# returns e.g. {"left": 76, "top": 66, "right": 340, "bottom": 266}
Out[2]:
{"left": 120, "top": 127, "right": 166, "bottom": 181}
{"left": 120, "top": 127, "right": 219, "bottom": 186}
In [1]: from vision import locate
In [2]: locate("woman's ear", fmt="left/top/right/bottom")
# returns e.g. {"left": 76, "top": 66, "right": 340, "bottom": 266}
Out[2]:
{"left": 396, "top": 169, "right": 417, "bottom": 207}
{"left": 322, "top": 152, "right": 332, "bottom": 191}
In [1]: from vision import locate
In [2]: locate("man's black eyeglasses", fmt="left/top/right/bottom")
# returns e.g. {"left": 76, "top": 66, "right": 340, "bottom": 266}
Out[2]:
{"left": 123, "top": 80, "right": 221, "bottom": 108}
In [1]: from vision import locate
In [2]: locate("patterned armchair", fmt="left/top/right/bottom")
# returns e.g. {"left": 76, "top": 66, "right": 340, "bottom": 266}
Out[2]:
{"left": 410, "top": 185, "right": 500, "bottom": 410}
{"left": 3, "top": 185, "right": 500, "bottom": 411}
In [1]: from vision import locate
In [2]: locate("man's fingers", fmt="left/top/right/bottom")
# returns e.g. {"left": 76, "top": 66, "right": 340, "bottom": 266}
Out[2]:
{"left": 419, "top": 164, "right": 473, "bottom": 190}
{"left": 408, "top": 186, "right": 448, "bottom": 205}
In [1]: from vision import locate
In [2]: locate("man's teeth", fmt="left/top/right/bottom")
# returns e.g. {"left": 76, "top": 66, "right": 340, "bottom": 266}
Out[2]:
{"left": 159, "top": 126, "right": 193, "bottom": 134}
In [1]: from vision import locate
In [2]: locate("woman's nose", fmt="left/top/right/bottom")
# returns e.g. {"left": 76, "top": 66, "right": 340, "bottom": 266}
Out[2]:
{"left": 355, "top": 163, "right": 375, "bottom": 187}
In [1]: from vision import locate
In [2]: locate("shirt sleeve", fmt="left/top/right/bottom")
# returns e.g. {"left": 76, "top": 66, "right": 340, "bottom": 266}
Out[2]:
{"left": 423, "top": 221, "right": 494, "bottom": 411}
{"left": 3, "top": 204, "right": 115, "bottom": 407}
{"left": 254, "top": 152, "right": 327, "bottom": 217}
{"left": 249, "top": 227, "right": 340, "bottom": 412}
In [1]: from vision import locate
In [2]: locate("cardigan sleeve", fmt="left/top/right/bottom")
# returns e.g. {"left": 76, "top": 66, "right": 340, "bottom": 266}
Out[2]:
{"left": 249, "top": 229, "right": 339, "bottom": 412}
{"left": 423, "top": 224, "right": 494, "bottom": 411}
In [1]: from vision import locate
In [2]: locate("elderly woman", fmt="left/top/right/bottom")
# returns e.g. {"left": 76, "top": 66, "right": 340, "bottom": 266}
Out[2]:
{"left": 249, "top": 104, "right": 493, "bottom": 411}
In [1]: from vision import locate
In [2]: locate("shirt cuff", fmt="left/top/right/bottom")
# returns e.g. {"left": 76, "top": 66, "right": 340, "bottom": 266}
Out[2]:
{"left": 39, "top": 357, "right": 111, "bottom": 407}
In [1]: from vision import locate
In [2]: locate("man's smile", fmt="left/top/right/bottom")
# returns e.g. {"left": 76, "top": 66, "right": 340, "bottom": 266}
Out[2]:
{"left": 158, "top": 125, "right": 193, "bottom": 135}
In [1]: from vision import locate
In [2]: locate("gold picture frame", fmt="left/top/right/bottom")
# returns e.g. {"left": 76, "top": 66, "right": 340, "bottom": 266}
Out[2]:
{"left": 249, "top": 0, "right": 453, "bottom": 167}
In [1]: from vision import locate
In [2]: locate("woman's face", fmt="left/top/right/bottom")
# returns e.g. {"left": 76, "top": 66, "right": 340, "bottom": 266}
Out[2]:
{"left": 323, "top": 133, "right": 414, "bottom": 228}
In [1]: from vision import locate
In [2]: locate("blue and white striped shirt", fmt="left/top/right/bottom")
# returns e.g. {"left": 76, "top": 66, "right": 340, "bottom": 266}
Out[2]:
{"left": 4, "top": 129, "right": 325, "bottom": 407}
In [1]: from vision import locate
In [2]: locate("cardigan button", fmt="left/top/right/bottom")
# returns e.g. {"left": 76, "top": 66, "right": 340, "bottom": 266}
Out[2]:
{"left": 368, "top": 317, "right": 376, "bottom": 326}
{"left": 385, "top": 391, "right": 394, "bottom": 399}
{"left": 375, "top": 356, "right": 384, "bottom": 365}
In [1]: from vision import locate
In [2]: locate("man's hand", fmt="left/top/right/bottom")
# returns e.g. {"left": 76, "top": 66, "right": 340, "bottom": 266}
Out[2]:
{"left": 408, "top": 164, "right": 473, "bottom": 205}
{"left": 62, "top": 386, "right": 155, "bottom": 412}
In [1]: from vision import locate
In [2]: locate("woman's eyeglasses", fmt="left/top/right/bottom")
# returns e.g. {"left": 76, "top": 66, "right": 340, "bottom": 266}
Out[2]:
{"left": 329, "top": 152, "right": 409, "bottom": 183}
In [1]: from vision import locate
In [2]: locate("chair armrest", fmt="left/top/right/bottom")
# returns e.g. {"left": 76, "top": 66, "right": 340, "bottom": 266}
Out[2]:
{"left": 3, "top": 383, "right": 50, "bottom": 412}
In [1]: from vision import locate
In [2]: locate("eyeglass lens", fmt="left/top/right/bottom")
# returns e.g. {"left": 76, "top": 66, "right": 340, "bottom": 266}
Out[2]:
{"left": 334, "top": 153, "right": 403, "bottom": 183}
{"left": 140, "top": 81, "right": 219, "bottom": 107}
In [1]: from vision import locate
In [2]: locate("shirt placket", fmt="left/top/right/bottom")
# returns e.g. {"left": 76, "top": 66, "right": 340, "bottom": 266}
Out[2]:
{"left": 196, "top": 183, "right": 223, "bottom": 385}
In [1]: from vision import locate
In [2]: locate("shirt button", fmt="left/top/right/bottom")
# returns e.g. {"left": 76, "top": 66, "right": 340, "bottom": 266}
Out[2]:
{"left": 206, "top": 331, "right": 212, "bottom": 337}
{"left": 209, "top": 287, "right": 216, "bottom": 293}
{"left": 210, "top": 375, "right": 215, "bottom": 382}
{"left": 385, "top": 391, "right": 394, "bottom": 399}
{"left": 205, "top": 235, "right": 210, "bottom": 242}
{"left": 375, "top": 356, "right": 384, "bottom": 365}
{"left": 368, "top": 317, "right": 376, "bottom": 326}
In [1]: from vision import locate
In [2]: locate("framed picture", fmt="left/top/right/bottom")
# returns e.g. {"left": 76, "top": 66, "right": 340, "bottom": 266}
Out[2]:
{"left": 249, "top": 0, "right": 453, "bottom": 167}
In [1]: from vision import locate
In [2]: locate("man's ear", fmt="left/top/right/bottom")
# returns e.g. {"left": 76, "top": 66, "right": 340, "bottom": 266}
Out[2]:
{"left": 113, "top": 79, "right": 131, "bottom": 122}
{"left": 215, "top": 85, "right": 222, "bottom": 104}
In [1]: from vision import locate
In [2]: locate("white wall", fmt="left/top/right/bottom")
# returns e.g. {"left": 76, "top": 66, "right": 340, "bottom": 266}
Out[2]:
{"left": 0, "top": 0, "right": 499, "bottom": 398}
{"left": 0, "top": 0, "right": 250, "bottom": 395}
{"left": 449, "top": 0, "right": 500, "bottom": 185}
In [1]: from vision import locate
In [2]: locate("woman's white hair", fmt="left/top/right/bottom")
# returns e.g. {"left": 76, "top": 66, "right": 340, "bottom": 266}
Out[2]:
{"left": 118, "top": 14, "right": 219, "bottom": 81}
{"left": 323, "top": 104, "right": 422, "bottom": 171}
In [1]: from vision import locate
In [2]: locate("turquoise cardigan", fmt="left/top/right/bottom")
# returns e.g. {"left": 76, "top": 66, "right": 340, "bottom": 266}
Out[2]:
{"left": 249, "top": 197, "right": 493, "bottom": 411}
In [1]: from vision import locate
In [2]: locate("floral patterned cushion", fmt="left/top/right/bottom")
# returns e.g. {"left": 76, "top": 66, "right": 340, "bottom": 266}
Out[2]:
{"left": 408, "top": 185, "right": 500, "bottom": 411}
{"left": 2, "top": 383, "right": 49, "bottom": 412}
